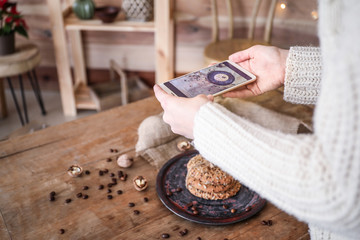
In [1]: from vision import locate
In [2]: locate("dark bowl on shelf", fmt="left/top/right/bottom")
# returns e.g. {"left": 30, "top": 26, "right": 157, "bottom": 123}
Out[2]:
{"left": 95, "top": 6, "right": 120, "bottom": 23}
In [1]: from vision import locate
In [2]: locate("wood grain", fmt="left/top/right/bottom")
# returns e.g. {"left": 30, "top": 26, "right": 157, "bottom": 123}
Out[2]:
{"left": 0, "top": 94, "right": 312, "bottom": 239}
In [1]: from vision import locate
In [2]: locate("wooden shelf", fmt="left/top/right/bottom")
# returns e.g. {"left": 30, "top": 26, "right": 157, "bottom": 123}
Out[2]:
{"left": 65, "top": 13, "right": 155, "bottom": 32}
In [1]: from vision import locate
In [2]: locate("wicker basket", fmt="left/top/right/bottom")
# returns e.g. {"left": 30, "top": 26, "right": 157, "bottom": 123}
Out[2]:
{"left": 122, "top": 0, "right": 154, "bottom": 22}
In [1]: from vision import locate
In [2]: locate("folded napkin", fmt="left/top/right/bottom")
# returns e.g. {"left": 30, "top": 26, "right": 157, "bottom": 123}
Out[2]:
{"left": 135, "top": 97, "right": 311, "bottom": 170}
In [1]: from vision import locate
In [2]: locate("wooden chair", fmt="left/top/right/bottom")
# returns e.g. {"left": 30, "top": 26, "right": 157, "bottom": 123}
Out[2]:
{"left": 204, "top": 0, "right": 278, "bottom": 65}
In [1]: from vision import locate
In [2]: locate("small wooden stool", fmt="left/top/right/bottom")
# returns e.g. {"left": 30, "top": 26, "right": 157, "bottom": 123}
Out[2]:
{"left": 0, "top": 44, "right": 46, "bottom": 125}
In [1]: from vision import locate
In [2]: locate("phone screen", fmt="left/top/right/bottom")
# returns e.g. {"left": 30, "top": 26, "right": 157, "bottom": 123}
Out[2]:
{"left": 162, "top": 61, "right": 254, "bottom": 98}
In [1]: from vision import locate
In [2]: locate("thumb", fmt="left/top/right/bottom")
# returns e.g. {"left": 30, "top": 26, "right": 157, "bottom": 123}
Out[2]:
{"left": 153, "top": 84, "right": 171, "bottom": 103}
{"left": 229, "top": 47, "right": 252, "bottom": 63}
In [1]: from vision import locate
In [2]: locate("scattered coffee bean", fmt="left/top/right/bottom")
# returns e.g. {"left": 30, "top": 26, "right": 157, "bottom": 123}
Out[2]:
{"left": 99, "top": 170, "right": 104, "bottom": 176}
{"left": 161, "top": 233, "right": 170, "bottom": 238}
{"left": 98, "top": 185, "right": 104, "bottom": 190}
{"left": 120, "top": 174, "right": 127, "bottom": 181}
{"left": 133, "top": 210, "right": 140, "bottom": 215}
{"left": 128, "top": 202, "right": 135, "bottom": 207}
{"left": 107, "top": 195, "right": 113, "bottom": 200}
{"left": 110, "top": 173, "right": 115, "bottom": 177}
{"left": 245, "top": 206, "right": 252, "bottom": 212}
{"left": 107, "top": 158, "right": 112, "bottom": 162}
{"left": 107, "top": 183, "right": 113, "bottom": 188}
{"left": 107, "top": 189, "right": 112, "bottom": 193}
{"left": 179, "top": 228, "right": 188, "bottom": 236}
{"left": 231, "top": 209, "right": 237, "bottom": 214}
{"left": 193, "top": 210, "right": 199, "bottom": 215}
{"left": 118, "top": 170, "right": 123, "bottom": 177}
{"left": 196, "top": 237, "right": 202, "bottom": 240}
{"left": 82, "top": 194, "right": 89, "bottom": 199}
{"left": 114, "top": 149, "right": 118, "bottom": 153}
{"left": 65, "top": 198, "right": 72, "bottom": 203}
{"left": 85, "top": 170, "right": 90, "bottom": 175}
{"left": 144, "top": 197, "right": 148, "bottom": 202}
{"left": 117, "top": 190, "right": 123, "bottom": 195}
{"left": 82, "top": 186, "right": 89, "bottom": 190}
{"left": 50, "top": 191, "right": 56, "bottom": 197}
{"left": 112, "top": 178, "right": 117, "bottom": 183}
{"left": 261, "top": 220, "right": 268, "bottom": 225}
{"left": 49, "top": 196, "right": 55, "bottom": 201}
{"left": 103, "top": 169, "right": 109, "bottom": 174}
{"left": 59, "top": 228, "right": 65, "bottom": 234}
{"left": 110, "top": 149, "right": 114, "bottom": 153}
{"left": 176, "top": 187, "right": 182, "bottom": 192}
{"left": 223, "top": 205, "right": 229, "bottom": 209}
{"left": 224, "top": 238, "right": 229, "bottom": 240}
{"left": 268, "top": 220, "right": 273, "bottom": 226}
{"left": 76, "top": 193, "right": 83, "bottom": 198}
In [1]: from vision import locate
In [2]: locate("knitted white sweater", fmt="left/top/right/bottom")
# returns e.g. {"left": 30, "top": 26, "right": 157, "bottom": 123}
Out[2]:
{"left": 193, "top": 0, "right": 360, "bottom": 239}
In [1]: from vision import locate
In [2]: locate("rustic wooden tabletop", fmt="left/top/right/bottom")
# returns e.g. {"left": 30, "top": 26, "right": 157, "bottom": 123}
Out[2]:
{"left": 0, "top": 92, "right": 313, "bottom": 240}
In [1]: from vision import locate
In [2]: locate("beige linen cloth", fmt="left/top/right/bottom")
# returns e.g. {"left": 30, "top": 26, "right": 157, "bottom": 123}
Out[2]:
{"left": 135, "top": 98, "right": 312, "bottom": 170}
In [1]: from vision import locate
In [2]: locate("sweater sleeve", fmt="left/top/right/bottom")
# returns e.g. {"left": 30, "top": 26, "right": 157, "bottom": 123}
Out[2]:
{"left": 193, "top": 10, "right": 360, "bottom": 236}
{"left": 284, "top": 46, "right": 322, "bottom": 105}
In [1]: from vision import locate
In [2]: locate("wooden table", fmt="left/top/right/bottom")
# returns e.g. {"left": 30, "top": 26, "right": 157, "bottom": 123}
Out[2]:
{"left": 0, "top": 92, "right": 312, "bottom": 239}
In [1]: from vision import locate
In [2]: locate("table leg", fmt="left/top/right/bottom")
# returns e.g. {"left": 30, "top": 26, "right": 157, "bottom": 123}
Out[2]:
{"left": 18, "top": 74, "right": 29, "bottom": 124}
{"left": 7, "top": 77, "right": 25, "bottom": 126}
{"left": 28, "top": 70, "right": 46, "bottom": 115}
{"left": 0, "top": 78, "right": 7, "bottom": 118}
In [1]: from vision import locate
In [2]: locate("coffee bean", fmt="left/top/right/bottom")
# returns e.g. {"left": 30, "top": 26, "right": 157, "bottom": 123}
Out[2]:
{"left": 107, "top": 195, "right": 113, "bottom": 200}
{"left": 261, "top": 220, "right": 268, "bottom": 225}
{"left": 268, "top": 220, "right": 273, "bottom": 226}
{"left": 107, "top": 183, "right": 113, "bottom": 188}
{"left": 161, "top": 233, "right": 170, "bottom": 238}
{"left": 133, "top": 210, "right": 140, "bottom": 215}
{"left": 143, "top": 197, "right": 148, "bottom": 202}
{"left": 112, "top": 178, "right": 117, "bottom": 183}
{"left": 176, "top": 187, "right": 182, "bottom": 192}
{"left": 82, "top": 186, "right": 89, "bottom": 190}
{"left": 103, "top": 169, "right": 109, "bottom": 174}
{"left": 223, "top": 205, "right": 229, "bottom": 209}
{"left": 224, "top": 238, "right": 229, "bottom": 240}
{"left": 59, "top": 229, "right": 65, "bottom": 234}
{"left": 98, "top": 185, "right": 104, "bottom": 190}
{"left": 128, "top": 202, "right": 135, "bottom": 207}
{"left": 245, "top": 206, "right": 252, "bottom": 212}
{"left": 110, "top": 173, "right": 115, "bottom": 177}
{"left": 114, "top": 149, "right": 118, "bottom": 153}
{"left": 49, "top": 196, "right": 55, "bottom": 201}
{"left": 99, "top": 170, "right": 104, "bottom": 176}
{"left": 120, "top": 174, "right": 127, "bottom": 181}
{"left": 110, "top": 149, "right": 114, "bottom": 153}
{"left": 118, "top": 170, "right": 123, "bottom": 177}
{"left": 111, "top": 182, "right": 117, "bottom": 186}
{"left": 231, "top": 209, "right": 237, "bottom": 213}
{"left": 82, "top": 194, "right": 89, "bottom": 199}
{"left": 179, "top": 228, "right": 188, "bottom": 236}
{"left": 76, "top": 193, "right": 83, "bottom": 198}
{"left": 85, "top": 170, "right": 90, "bottom": 175}
{"left": 196, "top": 237, "right": 202, "bottom": 240}
{"left": 107, "top": 158, "right": 112, "bottom": 162}
{"left": 50, "top": 191, "right": 56, "bottom": 197}
{"left": 65, "top": 198, "right": 72, "bottom": 203}
{"left": 117, "top": 190, "right": 123, "bottom": 195}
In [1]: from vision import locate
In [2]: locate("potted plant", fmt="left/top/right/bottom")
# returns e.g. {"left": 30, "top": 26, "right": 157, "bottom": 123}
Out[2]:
{"left": 0, "top": 0, "right": 28, "bottom": 56}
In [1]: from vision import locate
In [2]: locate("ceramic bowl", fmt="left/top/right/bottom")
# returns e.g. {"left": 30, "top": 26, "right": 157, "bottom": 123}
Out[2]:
{"left": 95, "top": 6, "right": 120, "bottom": 23}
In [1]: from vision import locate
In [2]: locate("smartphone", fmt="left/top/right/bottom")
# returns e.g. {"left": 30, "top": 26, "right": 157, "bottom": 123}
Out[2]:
{"left": 159, "top": 60, "right": 256, "bottom": 98}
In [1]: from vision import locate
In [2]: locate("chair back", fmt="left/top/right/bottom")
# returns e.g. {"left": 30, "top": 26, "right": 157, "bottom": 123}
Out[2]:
{"left": 210, "top": 0, "right": 278, "bottom": 44}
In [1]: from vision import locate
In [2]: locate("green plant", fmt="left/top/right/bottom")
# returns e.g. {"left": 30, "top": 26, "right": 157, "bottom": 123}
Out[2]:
{"left": 0, "top": 0, "right": 28, "bottom": 37}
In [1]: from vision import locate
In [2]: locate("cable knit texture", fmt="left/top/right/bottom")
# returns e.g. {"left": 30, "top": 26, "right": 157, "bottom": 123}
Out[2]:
{"left": 193, "top": 0, "right": 360, "bottom": 239}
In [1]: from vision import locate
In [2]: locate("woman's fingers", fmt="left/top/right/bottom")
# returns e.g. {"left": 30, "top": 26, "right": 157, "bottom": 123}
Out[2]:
{"left": 229, "top": 47, "right": 253, "bottom": 63}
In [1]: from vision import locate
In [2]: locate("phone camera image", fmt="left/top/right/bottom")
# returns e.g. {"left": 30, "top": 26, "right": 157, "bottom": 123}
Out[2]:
{"left": 207, "top": 71, "right": 235, "bottom": 85}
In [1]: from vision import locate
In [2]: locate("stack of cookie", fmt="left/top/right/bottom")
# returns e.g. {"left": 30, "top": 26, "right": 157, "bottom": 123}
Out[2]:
{"left": 185, "top": 154, "right": 241, "bottom": 200}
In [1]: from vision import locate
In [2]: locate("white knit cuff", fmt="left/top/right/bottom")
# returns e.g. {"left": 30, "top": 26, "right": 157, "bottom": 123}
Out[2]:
{"left": 284, "top": 46, "right": 322, "bottom": 105}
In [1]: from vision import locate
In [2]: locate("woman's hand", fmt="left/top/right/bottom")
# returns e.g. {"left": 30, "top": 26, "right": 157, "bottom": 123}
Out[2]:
{"left": 224, "top": 45, "right": 289, "bottom": 98}
{"left": 153, "top": 85, "right": 211, "bottom": 139}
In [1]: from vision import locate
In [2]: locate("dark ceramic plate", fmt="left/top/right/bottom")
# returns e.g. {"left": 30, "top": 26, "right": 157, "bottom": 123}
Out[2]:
{"left": 156, "top": 150, "right": 266, "bottom": 225}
